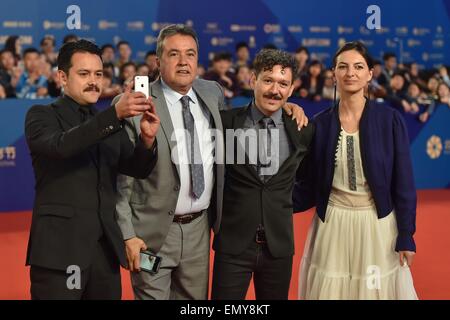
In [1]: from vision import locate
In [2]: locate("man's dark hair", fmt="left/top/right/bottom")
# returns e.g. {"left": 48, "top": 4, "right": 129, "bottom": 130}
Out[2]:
{"left": 309, "top": 60, "right": 322, "bottom": 68}
{"left": 63, "top": 34, "right": 79, "bottom": 44}
{"left": 262, "top": 43, "right": 278, "bottom": 50}
{"left": 137, "top": 62, "right": 150, "bottom": 70}
{"left": 253, "top": 49, "right": 298, "bottom": 82}
{"left": 40, "top": 36, "right": 55, "bottom": 47}
{"left": 156, "top": 24, "right": 199, "bottom": 58}
{"left": 235, "top": 41, "right": 249, "bottom": 52}
{"left": 103, "top": 69, "right": 113, "bottom": 80}
{"left": 103, "top": 62, "right": 115, "bottom": 70}
{"left": 235, "top": 64, "right": 251, "bottom": 74}
{"left": 145, "top": 50, "right": 156, "bottom": 59}
{"left": 117, "top": 41, "right": 130, "bottom": 49}
{"left": 57, "top": 39, "right": 102, "bottom": 74}
{"left": 101, "top": 44, "right": 115, "bottom": 53}
{"left": 0, "top": 48, "right": 14, "bottom": 57}
{"left": 120, "top": 61, "right": 136, "bottom": 75}
{"left": 212, "top": 52, "right": 232, "bottom": 63}
{"left": 383, "top": 52, "right": 397, "bottom": 61}
{"left": 23, "top": 47, "right": 40, "bottom": 58}
{"left": 373, "top": 59, "right": 382, "bottom": 66}
{"left": 332, "top": 41, "right": 374, "bottom": 69}
{"left": 295, "top": 46, "right": 309, "bottom": 55}
{"left": 4, "top": 35, "right": 20, "bottom": 57}
{"left": 392, "top": 71, "right": 405, "bottom": 80}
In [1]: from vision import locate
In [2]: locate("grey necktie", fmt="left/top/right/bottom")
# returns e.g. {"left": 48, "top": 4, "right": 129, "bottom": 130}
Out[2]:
{"left": 180, "top": 96, "right": 205, "bottom": 199}
{"left": 258, "top": 117, "right": 274, "bottom": 180}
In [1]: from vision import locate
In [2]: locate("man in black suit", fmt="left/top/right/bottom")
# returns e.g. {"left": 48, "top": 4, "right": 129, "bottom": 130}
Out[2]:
{"left": 212, "top": 49, "right": 314, "bottom": 300}
{"left": 24, "top": 40, "right": 160, "bottom": 299}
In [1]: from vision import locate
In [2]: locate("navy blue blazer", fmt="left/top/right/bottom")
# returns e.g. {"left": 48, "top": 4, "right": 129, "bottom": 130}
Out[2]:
{"left": 293, "top": 99, "right": 417, "bottom": 252}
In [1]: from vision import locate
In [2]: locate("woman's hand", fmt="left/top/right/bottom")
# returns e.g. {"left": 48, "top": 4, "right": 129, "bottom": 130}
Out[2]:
{"left": 399, "top": 251, "right": 415, "bottom": 267}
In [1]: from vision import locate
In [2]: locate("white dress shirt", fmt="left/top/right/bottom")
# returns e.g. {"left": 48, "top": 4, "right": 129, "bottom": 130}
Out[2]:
{"left": 161, "top": 79, "right": 215, "bottom": 215}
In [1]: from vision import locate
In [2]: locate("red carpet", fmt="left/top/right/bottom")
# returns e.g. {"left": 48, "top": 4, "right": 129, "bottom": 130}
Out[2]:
{"left": 0, "top": 189, "right": 449, "bottom": 300}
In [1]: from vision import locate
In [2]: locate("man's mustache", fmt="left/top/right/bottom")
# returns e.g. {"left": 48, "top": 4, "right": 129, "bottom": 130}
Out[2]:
{"left": 263, "top": 93, "right": 282, "bottom": 100}
{"left": 84, "top": 85, "right": 100, "bottom": 92}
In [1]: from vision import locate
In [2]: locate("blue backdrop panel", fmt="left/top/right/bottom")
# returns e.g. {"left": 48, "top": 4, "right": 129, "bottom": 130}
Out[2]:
{"left": 0, "top": 99, "right": 49, "bottom": 212}
{"left": 1, "top": 98, "right": 449, "bottom": 212}
{"left": 0, "top": 0, "right": 449, "bottom": 211}
{"left": 0, "top": 0, "right": 449, "bottom": 68}
{"left": 410, "top": 104, "right": 450, "bottom": 189}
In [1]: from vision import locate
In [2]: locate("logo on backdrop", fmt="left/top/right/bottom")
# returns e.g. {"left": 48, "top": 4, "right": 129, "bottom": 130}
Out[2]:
{"left": 43, "top": 20, "right": 65, "bottom": 30}
{"left": 3, "top": 21, "right": 32, "bottom": 28}
{"left": 426, "top": 135, "right": 443, "bottom": 159}
{"left": 98, "top": 20, "right": 118, "bottom": 30}
{"left": 0, "top": 146, "right": 16, "bottom": 167}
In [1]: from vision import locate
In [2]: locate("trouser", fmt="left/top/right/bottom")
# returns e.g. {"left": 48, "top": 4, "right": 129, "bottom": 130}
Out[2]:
{"left": 30, "top": 237, "right": 121, "bottom": 300}
{"left": 131, "top": 211, "right": 210, "bottom": 300}
{"left": 212, "top": 240, "right": 293, "bottom": 300}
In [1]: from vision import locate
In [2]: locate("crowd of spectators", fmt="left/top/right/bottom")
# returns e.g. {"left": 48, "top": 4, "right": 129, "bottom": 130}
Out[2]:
{"left": 1, "top": 34, "right": 449, "bottom": 122}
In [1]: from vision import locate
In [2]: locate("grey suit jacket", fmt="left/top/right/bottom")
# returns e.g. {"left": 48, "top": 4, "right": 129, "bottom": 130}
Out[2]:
{"left": 114, "top": 78, "right": 225, "bottom": 253}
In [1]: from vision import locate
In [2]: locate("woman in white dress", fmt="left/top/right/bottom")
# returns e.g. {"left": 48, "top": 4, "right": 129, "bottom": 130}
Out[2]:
{"left": 293, "top": 41, "right": 418, "bottom": 300}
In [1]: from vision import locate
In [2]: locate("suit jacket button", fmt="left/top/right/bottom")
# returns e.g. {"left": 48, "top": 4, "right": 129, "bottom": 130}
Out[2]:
{"left": 174, "top": 185, "right": 180, "bottom": 191}
{"left": 168, "top": 210, "right": 174, "bottom": 215}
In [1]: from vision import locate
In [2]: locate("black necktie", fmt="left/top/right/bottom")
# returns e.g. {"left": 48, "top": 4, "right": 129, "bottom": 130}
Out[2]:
{"left": 79, "top": 105, "right": 94, "bottom": 123}
{"left": 79, "top": 105, "right": 99, "bottom": 166}
{"left": 258, "top": 117, "right": 274, "bottom": 180}
{"left": 180, "top": 96, "right": 205, "bottom": 199}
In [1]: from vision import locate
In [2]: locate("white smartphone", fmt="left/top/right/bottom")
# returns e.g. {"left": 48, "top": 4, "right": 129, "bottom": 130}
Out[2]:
{"left": 134, "top": 75, "right": 149, "bottom": 99}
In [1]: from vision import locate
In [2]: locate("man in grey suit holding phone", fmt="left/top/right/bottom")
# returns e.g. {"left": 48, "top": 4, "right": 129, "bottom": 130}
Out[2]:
{"left": 114, "top": 24, "right": 225, "bottom": 300}
{"left": 115, "top": 24, "right": 307, "bottom": 300}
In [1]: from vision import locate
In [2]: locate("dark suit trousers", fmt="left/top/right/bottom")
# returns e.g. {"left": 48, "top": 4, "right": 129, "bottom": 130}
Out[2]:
{"left": 30, "top": 237, "right": 121, "bottom": 300}
{"left": 212, "top": 241, "right": 293, "bottom": 300}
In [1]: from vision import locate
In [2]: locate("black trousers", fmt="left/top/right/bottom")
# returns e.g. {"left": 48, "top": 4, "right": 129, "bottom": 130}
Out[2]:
{"left": 211, "top": 241, "right": 293, "bottom": 300}
{"left": 30, "top": 237, "right": 121, "bottom": 300}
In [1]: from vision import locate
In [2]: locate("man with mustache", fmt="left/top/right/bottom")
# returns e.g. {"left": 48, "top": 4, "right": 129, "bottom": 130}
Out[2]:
{"left": 114, "top": 25, "right": 307, "bottom": 300}
{"left": 24, "top": 39, "right": 160, "bottom": 299}
{"left": 211, "top": 49, "right": 314, "bottom": 300}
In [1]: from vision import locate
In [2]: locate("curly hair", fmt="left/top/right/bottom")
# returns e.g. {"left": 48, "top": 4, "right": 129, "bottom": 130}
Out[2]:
{"left": 253, "top": 49, "right": 298, "bottom": 82}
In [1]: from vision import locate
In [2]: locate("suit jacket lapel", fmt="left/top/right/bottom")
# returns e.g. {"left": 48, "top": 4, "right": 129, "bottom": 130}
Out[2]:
{"left": 53, "top": 97, "right": 80, "bottom": 129}
{"left": 265, "top": 111, "right": 309, "bottom": 182}
{"left": 150, "top": 79, "right": 180, "bottom": 178}
{"left": 193, "top": 80, "right": 223, "bottom": 132}
{"left": 283, "top": 111, "right": 303, "bottom": 152}
{"left": 53, "top": 96, "right": 100, "bottom": 168}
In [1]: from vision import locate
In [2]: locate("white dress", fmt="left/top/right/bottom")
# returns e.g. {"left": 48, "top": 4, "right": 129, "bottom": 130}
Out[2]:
{"left": 298, "top": 128, "right": 418, "bottom": 300}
